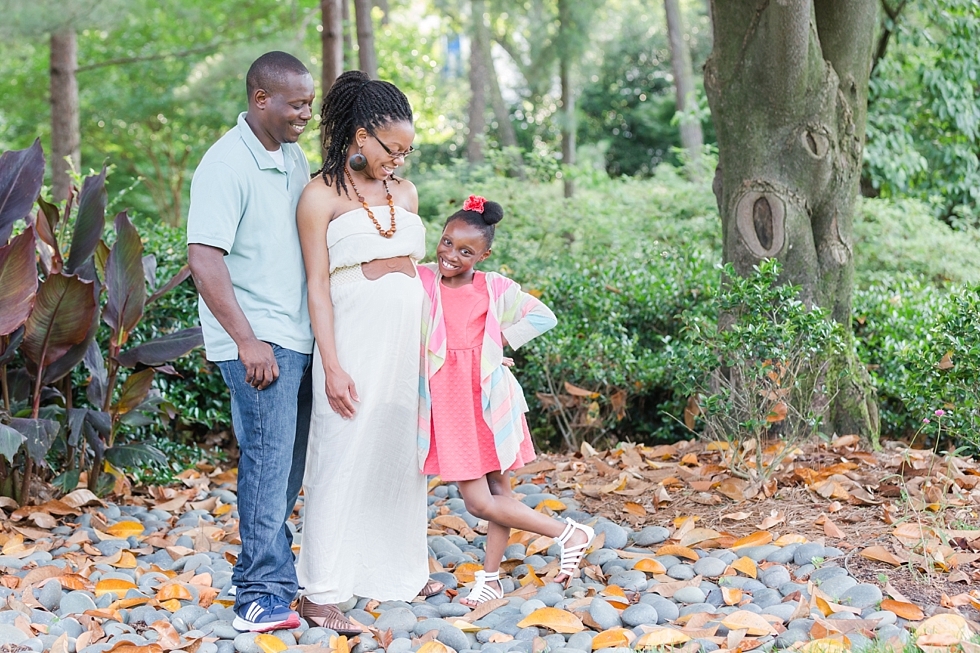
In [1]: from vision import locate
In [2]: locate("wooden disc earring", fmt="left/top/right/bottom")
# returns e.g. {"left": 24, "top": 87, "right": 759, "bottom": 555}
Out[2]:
{"left": 349, "top": 146, "right": 367, "bottom": 171}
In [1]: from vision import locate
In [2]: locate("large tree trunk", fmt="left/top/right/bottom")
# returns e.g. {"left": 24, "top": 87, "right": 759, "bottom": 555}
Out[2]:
{"left": 321, "top": 0, "right": 344, "bottom": 97}
{"left": 353, "top": 0, "right": 377, "bottom": 78}
{"left": 704, "top": 0, "right": 880, "bottom": 442}
{"left": 664, "top": 0, "right": 704, "bottom": 161}
{"left": 558, "top": 0, "right": 576, "bottom": 198}
{"left": 50, "top": 29, "right": 80, "bottom": 203}
{"left": 466, "top": 0, "right": 490, "bottom": 163}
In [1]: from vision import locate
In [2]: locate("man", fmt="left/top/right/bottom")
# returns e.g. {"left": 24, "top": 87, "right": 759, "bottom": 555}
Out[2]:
{"left": 186, "top": 51, "right": 315, "bottom": 632}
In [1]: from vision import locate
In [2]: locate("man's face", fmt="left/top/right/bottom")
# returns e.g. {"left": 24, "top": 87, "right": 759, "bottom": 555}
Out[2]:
{"left": 257, "top": 72, "right": 316, "bottom": 145}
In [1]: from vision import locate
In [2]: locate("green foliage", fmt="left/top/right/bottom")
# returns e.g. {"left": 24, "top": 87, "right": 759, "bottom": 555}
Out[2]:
{"left": 672, "top": 260, "right": 846, "bottom": 482}
{"left": 578, "top": 1, "right": 715, "bottom": 176}
{"left": 117, "top": 435, "right": 216, "bottom": 486}
{"left": 130, "top": 219, "right": 229, "bottom": 434}
{"left": 902, "top": 285, "right": 980, "bottom": 451}
{"left": 852, "top": 275, "right": 947, "bottom": 440}
{"left": 519, "top": 246, "right": 717, "bottom": 450}
{"left": 865, "top": 0, "right": 980, "bottom": 223}
{"left": 853, "top": 277, "right": 980, "bottom": 453}
{"left": 0, "top": 141, "right": 203, "bottom": 501}
{"left": 852, "top": 197, "right": 980, "bottom": 285}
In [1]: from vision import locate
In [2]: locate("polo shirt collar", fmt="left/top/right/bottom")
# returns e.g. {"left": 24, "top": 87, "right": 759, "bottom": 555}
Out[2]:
{"left": 237, "top": 112, "right": 291, "bottom": 173}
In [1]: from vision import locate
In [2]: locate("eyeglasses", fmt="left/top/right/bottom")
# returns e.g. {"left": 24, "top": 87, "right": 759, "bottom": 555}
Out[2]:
{"left": 371, "top": 133, "right": 416, "bottom": 160}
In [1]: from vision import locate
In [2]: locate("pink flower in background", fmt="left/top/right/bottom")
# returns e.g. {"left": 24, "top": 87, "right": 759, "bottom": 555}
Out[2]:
{"left": 935, "top": 409, "right": 945, "bottom": 417}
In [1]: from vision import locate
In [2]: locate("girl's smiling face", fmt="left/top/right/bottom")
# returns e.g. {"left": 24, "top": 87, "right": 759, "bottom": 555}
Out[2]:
{"left": 436, "top": 219, "right": 491, "bottom": 284}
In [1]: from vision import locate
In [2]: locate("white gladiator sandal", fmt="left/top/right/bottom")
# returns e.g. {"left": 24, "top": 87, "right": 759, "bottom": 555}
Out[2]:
{"left": 463, "top": 569, "right": 504, "bottom": 605}
{"left": 555, "top": 518, "right": 595, "bottom": 584}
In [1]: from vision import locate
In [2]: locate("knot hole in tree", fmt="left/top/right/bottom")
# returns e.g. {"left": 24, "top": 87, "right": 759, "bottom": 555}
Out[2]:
{"left": 801, "top": 129, "right": 830, "bottom": 159}
{"left": 735, "top": 190, "right": 786, "bottom": 259}
{"left": 753, "top": 196, "right": 773, "bottom": 250}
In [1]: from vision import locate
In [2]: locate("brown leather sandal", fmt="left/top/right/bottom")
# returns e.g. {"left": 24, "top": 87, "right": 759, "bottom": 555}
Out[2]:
{"left": 417, "top": 579, "right": 445, "bottom": 597}
{"left": 297, "top": 596, "right": 363, "bottom": 636}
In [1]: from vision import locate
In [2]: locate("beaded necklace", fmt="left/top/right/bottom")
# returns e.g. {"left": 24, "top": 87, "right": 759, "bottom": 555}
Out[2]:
{"left": 344, "top": 167, "right": 396, "bottom": 238}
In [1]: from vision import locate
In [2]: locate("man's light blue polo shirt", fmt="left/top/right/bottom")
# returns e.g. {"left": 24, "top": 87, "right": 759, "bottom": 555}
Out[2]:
{"left": 187, "top": 113, "right": 313, "bottom": 362}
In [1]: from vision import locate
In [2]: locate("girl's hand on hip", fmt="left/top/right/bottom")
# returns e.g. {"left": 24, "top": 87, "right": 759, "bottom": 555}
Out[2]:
{"left": 326, "top": 368, "right": 359, "bottom": 418}
{"left": 502, "top": 357, "right": 515, "bottom": 367}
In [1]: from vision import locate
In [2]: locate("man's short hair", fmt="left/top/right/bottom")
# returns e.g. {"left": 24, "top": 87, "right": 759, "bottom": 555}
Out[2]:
{"left": 246, "top": 51, "right": 310, "bottom": 99}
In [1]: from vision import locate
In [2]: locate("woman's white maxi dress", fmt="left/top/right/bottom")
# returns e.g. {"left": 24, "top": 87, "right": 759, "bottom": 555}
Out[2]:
{"left": 296, "top": 206, "right": 429, "bottom": 603}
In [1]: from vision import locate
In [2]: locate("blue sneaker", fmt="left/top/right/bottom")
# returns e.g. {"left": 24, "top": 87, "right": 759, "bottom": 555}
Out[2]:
{"left": 233, "top": 595, "right": 300, "bottom": 632}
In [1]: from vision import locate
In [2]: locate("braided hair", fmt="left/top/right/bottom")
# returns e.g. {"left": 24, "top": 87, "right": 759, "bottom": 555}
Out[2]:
{"left": 313, "top": 70, "right": 413, "bottom": 197}
{"left": 445, "top": 199, "right": 504, "bottom": 248}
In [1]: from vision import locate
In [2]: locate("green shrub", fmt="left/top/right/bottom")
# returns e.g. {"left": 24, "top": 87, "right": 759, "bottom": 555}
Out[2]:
{"left": 852, "top": 275, "right": 949, "bottom": 440}
{"left": 132, "top": 220, "right": 230, "bottom": 436}
{"left": 853, "top": 197, "right": 980, "bottom": 285}
{"left": 902, "top": 284, "right": 980, "bottom": 450}
{"left": 671, "top": 260, "right": 846, "bottom": 484}
{"left": 516, "top": 245, "right": 717, "bottom": 449}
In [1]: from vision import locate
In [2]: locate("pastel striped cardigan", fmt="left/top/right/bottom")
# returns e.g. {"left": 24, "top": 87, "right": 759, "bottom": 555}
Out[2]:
{"left": 417, "top": 264, "right": 557, "bottom": 471}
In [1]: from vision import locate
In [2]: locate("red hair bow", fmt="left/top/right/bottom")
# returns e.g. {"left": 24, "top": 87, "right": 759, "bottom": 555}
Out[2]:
{"left": 463, "top": 195, "right": 486, "bottom": 213}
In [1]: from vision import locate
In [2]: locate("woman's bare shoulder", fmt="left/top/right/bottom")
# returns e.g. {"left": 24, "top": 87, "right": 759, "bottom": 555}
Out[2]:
{"left": 392, "top": 177, "right": 419, "bottom": 213}
{"left": 300, "top": 175, "right": 352, "bottom": 222}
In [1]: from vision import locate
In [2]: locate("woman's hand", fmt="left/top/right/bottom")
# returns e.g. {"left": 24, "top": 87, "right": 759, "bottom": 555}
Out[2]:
{"left": 502, "top": 357, "right": 515, "bottom": 368}
{"left": 326, "top": 367, "right": 359, "bottom": 418}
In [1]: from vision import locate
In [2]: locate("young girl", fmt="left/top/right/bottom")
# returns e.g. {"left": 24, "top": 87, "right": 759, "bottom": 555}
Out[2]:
{"left": 417, "top": 195, "right": 595, "bottom": 606}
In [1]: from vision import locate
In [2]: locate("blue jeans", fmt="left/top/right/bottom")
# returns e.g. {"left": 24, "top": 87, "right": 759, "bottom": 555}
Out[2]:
{"left": 217, "top": 344, "right": 312, "bottom": 609}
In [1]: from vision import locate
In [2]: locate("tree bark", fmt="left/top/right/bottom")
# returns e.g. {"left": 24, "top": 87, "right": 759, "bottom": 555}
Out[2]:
{"left": 558, "top": 0, "right": 576, "bottom": 198}
{"left": 321, "top": 0, "right": 344, "bottom": 95}
{"left": 466, "top": 0, "right": 490, "bottom": 163}
{"left": 374, "top": 0, "right": 390, "bottom": 25}
{"left": 343, "top": 0, "right": 354, "bottom": 67}
{"left": 664, "top": 0, "right": 704, "bottom": 161}
{"left": 704, "top": 0, "right": 880, "bottom": 441}
{"left": 50, "top": 29, "right": 80, "bottom": 203}
{"left": 353, "top": 0, "right": 378, "bottom": 78}
{"left": 481, "top": 11, "right": 517, "bottom": 149}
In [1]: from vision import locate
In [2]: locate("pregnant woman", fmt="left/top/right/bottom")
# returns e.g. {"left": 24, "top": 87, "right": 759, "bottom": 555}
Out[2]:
{"left": 295, "top": 71, "right": 440, "bottom": 634}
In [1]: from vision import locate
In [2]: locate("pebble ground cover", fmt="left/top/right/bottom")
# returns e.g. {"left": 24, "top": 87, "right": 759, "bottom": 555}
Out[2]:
{"left": 1, "top": 438, "right": 979, "bottom": 653}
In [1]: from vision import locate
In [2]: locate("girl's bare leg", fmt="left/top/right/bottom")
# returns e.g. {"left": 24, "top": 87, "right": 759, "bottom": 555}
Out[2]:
{"left": 457, "top": 470, "right": 589, "bottom": 603}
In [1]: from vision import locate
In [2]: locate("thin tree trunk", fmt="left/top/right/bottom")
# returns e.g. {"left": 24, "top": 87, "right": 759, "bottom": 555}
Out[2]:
{"left": 559, "top": 56, "right": 575, "bottom": 198}
{"left": 704, "top": 0, "right": 880, "bottom": 441}
{"left": 482, "top": 13, "right": 517, "bottom": 149}
{"left": 50, "top": 29, "right": 80, "bottom": 203}
{"left": 558, "top": 0, "right": 575, "bottom": 198}
{"left": 343, "top": 0, "right": 354, "bottom": 67}
{"left": 704, "top": 0, "right": 714, "bottom": 37}
{"left": 466, "top": 0, "right": 489, "bottom": 163}
{"left": 321, "top": 0, "right": 344, "bottom": 96}
{"left": 374, "top": 0, "right": 389, "bottom": 25}
{"left": 664, "top": 0, "right": 704, "bottom": 161}
{"left": 353, "top": 0, "right": 378, "bottom": 78}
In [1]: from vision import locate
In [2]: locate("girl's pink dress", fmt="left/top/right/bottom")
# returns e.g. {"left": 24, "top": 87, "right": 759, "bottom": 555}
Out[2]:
{"left": 423, "top": 272, "right": 536, "bottom": 481}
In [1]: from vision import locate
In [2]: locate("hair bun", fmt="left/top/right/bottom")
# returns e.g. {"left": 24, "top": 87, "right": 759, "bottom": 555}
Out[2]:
{"left": 337, "top": 70, "right": 370, "bottom": 85}
{"left": 481, "top": 200, "right": 504, "bottom": 226}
